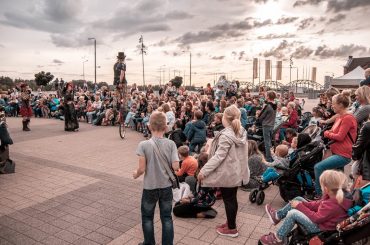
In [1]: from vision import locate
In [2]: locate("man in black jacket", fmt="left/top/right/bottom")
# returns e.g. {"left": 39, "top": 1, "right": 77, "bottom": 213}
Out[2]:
{"left": 257, "top": 91, "right": 277, "bottom": 162}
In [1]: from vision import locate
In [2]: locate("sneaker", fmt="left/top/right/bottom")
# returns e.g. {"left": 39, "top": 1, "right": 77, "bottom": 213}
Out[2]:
{"left": 265, "top": 204, "right": 280, "bottom": 225}
{"left": 216, "top": 222, "right": 227, "bottom": 229}
{"left": 216, "top": 227, "right": 239, "bottom": 238}
{"left": 260, "top": 232, "right": 283, "bottom": 245}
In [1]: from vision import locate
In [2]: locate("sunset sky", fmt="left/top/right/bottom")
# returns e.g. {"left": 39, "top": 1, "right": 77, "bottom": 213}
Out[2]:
{"left": 0, "top": 0, "right": 370, "bottom": 87}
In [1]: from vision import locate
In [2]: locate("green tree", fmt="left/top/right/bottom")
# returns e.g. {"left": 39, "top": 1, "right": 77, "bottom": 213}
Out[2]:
{"left": 169, "top": 76, "right": 183, "bottom": 88}
{"left": 34, "top": 71, "right": 54, "bottom": 87}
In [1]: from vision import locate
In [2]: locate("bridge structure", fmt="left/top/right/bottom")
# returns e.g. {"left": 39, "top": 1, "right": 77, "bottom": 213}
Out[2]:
{"left": 239, "top": 79, "right": 324, "bottom": 93}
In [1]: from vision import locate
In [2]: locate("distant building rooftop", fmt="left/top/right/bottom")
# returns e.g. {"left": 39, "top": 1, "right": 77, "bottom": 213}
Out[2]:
{"left": 344, "top": 56, "right": 370, "bottom": 75}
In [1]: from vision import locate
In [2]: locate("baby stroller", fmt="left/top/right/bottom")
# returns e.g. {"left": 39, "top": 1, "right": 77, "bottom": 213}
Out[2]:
{"left": 278, "top": 140, "right": 325, "bottom": 202}
{"left": 249, "top": 141, "right": 325, "bottom": 205}
{"left": 286, "top": 187, "right": 370, "bottom": 245}
{"left": 301, "top": 124, "right": 322, "bottom": 142}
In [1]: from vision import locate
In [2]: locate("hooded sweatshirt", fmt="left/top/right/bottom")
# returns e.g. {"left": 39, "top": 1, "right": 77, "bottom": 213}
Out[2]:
{"left": 296, "top": 194, "right": 353, "bottom": 231}
{"left": 186, "top": 120, "right": 207, "bottom": 144}
{"left": 200, "top": 127, "right": 250, "bottom": 187}
{"left": 257, "top": 101, "right": 277, "bottom": 127}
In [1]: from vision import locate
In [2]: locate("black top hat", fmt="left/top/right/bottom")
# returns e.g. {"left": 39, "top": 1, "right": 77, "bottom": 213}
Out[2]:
{"left": 117, "top": 52, "right": 126, "bottom": 59}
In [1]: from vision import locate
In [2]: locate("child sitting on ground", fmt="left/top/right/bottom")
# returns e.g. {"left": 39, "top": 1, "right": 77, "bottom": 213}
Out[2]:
{"left": 208, "top": 112, "right": 224, "bottom": 137}
{"left": 241, "top": 140, "right": 267, "bottom": 190}
{"left": 184, "top": 110, "right": 207, "bottom": 153}
{"left": 176, "top": 146, "right": 198, "bottom": 182}
{"left": 260, "top": 170, "right": 352, "bottom": 245}
{"left": 169, "top": 120, "right": 186, "bottom": 148}
{"left": 173, "top": 152, "right": 218, "bottom": 219}
{"left": 261, "top": 144, "right": 289, "bottom": 183}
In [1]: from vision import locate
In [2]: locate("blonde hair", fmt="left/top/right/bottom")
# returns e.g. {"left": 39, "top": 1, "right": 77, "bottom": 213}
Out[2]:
{"left": 223, "top": 105, "right": 241, "bottom": 136}
{"left": 319, "top": 170, "right": 348, "bottom": 204}
{"left": 355, "top": 86, "right": 370, "bottom": 104}
{"left": 149, "top": 111, "right": 167, "bottom": 132}
{"left": 248, "top": 140, "right": 265, "bottom": 162}
{"left": 275, "top": 144, "right": 289, "bottom": 158}
{"left": 287, "top": 101, "right": 296, "bottom": 110}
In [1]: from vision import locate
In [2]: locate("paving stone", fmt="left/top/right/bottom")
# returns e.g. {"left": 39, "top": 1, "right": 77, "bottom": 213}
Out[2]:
{"left": 22, "top": 227, "right": 49, "bottom": 241}
{"left": 72, "top": 237, "right": 100, "bottom": 245}
{"left": 38, "top": 223, "right": 62, "bottom": 235}
{"left": 55, "top": 230, "right": 81, "bottom": 243}
{"left": 42, "top": 236, "right": 72, "bottom": 245}
{"left": 96, "top": 226, "right": 121, "bottom": 239}
{"left": 66, "top": 225, "right": 93, "bottom": 237}
{"left": 85, "top": 231, "right": 113, "bottom": 244}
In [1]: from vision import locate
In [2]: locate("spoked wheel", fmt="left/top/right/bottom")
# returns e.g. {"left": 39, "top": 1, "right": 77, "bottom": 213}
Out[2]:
{"left": 119, "top": 123, "right": 126, "bottom": 139}
{"left": 249, "top": 189, "right": 258, "bottom": 203}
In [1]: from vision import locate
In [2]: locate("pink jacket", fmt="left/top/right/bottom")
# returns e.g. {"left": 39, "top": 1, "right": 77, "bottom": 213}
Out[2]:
{"left": 296, "top": 194, "right": 353, "bottom": 231}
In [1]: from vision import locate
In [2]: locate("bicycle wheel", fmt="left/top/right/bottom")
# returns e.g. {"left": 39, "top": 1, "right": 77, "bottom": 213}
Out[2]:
{"left": 119, "top": 123, "right": 126, "bottom": 139}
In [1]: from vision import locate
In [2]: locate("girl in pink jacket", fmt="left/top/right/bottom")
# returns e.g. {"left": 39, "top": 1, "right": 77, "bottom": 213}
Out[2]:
{"left": 260, "top": 170, "right": 353, "bottom": 245}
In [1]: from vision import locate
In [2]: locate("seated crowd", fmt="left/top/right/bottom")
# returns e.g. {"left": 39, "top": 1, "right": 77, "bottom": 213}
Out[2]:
{"left": 2, "top": 71, "right": 370, "bottom": 244}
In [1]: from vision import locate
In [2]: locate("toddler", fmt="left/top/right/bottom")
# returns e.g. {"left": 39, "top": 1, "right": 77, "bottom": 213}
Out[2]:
{"left": 261, "top": 144, "right": 289, "bottom": 183}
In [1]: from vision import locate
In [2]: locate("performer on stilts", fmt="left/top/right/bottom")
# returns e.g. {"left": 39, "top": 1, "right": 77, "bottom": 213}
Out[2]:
{"left": 114, "top": 52, "right": 128, "bottom": 124}
{"left": 18, "top": 83, "right": 32, "bottom": 131}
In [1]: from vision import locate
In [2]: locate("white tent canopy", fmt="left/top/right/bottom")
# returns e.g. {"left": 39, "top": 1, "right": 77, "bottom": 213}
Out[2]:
{"left": 331, "top": 66, "right": 365, "bottom": 87}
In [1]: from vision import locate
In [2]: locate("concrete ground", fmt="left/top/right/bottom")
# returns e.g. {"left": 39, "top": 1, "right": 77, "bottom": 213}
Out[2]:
{"left": 0, "top": 99, "right": 319, "bottom": 245}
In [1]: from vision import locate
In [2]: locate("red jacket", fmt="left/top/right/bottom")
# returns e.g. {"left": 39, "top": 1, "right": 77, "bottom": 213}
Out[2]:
{"left": 282, "top": 109, "right": 298, "bottom": 129}
{"left": 296, "top": 194, "right": 353, "bottom": 231}
{"left": 324, "top": 114, "right": 357, "bottom": 159}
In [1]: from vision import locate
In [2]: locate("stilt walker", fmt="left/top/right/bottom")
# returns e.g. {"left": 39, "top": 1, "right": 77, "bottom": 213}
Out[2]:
{"left": 19, "top": 83, "right": 32, "bottom": 131}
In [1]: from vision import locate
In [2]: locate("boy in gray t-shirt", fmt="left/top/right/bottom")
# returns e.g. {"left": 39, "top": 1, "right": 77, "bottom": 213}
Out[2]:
{"left": 133, "top": 111, "right": 179, "bottom": 245}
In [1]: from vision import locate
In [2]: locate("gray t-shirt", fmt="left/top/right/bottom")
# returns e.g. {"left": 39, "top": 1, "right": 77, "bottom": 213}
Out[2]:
{"left": 136, "top": 137, "right": 179, "bottom": 190}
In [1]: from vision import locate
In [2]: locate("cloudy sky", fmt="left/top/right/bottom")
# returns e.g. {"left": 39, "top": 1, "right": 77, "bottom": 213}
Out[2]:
{"left": 0, "top": 0, "right": 370, "bottom": 86}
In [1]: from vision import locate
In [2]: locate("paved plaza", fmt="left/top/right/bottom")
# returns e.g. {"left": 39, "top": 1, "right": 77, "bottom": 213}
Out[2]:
{"left": 0, "top": 117, "right": 287, "bottom": 245}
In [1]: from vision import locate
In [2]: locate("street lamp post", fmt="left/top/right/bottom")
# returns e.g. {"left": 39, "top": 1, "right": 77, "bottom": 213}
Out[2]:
{"left": 182, "top": 51, "right": 192, "bottom": 87}
{"left": 159, "top": 65, "right": 166, "bottom": 86}
{"left": 82, "top": 59, "right": 88, "bottom": 81}
{"left": 88, "top": 38, "right": 96, "bottom": 85}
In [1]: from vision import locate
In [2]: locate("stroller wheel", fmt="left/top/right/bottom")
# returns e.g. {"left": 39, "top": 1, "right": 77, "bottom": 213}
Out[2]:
{"left": 249, "top": 189, "right": 258, "bottom": 203}
{"left": 256, "top": 191, "right": 265, "bottom": 205}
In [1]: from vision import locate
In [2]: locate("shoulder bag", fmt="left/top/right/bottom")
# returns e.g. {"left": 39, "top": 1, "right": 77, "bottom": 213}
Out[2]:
{"left": 150, "top": 138, "right": 180, "bottom": 189}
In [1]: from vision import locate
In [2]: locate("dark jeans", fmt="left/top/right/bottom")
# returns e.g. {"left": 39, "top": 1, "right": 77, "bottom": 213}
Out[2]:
{"left": 262, "top": 125, "right": 273, "bottom": 162}
{"left": 220, "top": 187, "right": 238, "bottom": 229}
{"left": 141, "top": 187, "right": 173, "bottom": 245}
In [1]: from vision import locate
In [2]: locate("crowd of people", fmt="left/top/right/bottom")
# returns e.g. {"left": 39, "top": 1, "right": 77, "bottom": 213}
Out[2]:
{"left": 1, "top": 67, "right": 370, "bottom": 244}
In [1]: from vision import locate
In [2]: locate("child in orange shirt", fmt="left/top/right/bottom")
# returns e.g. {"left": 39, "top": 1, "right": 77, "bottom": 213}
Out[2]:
{"left": 176, "top": 146, "right": 199, "bottom": 182}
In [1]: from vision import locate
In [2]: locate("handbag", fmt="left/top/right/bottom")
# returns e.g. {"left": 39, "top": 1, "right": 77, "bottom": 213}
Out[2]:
{"left": 150, "top": 139, "right": 180, "bottom": 189}
{"left": 323, "top": 131, "right": 355, "bottom": 160}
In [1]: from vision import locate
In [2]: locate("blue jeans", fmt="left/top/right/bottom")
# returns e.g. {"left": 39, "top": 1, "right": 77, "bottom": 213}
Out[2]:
{"left": 276, "top": 196, "right": 320, "bottom": 239}
{"left": 314, "top": 154, "right": 350, "bottom": 195}
{"left": 279, "top": 127, "right": 286, "bottom": 142}
{"left": 262, "top": 126, "right": 273, "bottom": 162}
{"left": 262, "top": 167, "right": 280, "bottom": 182}
{"left": 125, "top": 111, "right": 135, "bottom": 125}
{"left": 141, "top": 187, "right": 173, "bottom": 245}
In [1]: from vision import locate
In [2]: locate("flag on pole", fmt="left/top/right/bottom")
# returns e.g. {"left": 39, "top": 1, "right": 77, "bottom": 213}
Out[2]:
{"left": 253, "top": 58, "right": 258, "bottom": 79}
{"left": 265, "top": 60, "right": 271, "bottom": 80}
{"left": 312, "top": 67, "right": 317, "bottom": 82}
{"left": 276, "top": 61, "right": 282, "bottom": 80}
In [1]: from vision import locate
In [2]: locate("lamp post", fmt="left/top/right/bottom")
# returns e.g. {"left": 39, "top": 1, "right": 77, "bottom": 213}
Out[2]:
{"left": 159, "top": 65, "right": 166, "bottom": 86}
{"left": 182, "top": 50, "right": 192, "bottom": 87}
{"left": 88, "top": 38, "right": 96, "bottom": 85}
{"left": 82, "top": 59, "right": 88, "bottom": 81}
